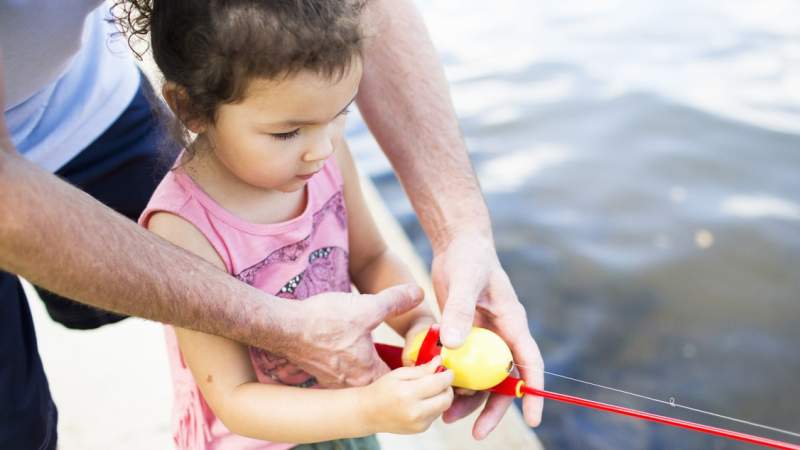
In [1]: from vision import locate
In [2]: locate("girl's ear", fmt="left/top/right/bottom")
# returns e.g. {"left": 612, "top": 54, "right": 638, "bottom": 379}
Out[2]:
{"left": 162, "top": 82, "right": 207, "bottom": 134}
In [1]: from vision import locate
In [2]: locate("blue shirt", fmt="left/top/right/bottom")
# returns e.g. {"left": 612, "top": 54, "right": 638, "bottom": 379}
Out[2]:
{"left": 2, "top": 1, "right": 140, "bottom": 171}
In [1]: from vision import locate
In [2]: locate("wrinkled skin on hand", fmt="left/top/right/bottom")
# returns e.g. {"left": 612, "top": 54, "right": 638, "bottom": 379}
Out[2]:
{"left": 287, "top": 284, "right": 424, "bottom": 388}
{"left": 432, "top": 231, "right": 544, "bottom": 439}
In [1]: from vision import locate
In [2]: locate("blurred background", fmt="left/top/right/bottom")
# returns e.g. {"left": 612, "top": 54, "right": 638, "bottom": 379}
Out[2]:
{"left": 348, "top": 0, "right": 800, "bottom": 449}
{"left": 34, "top": 0, "right": 799, "bottom": 449}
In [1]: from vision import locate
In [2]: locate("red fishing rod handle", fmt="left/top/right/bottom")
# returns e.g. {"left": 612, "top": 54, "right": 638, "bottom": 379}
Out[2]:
{"left": 375, "top": 341, "right": 447, "bottom": 372}
{"left": 374, "top": 343, "right": 403, "bottom": 370}
{"left": 415, "top": 323, "right": 443, "bottom": 366}
{"left": 489, "top": 375, "right": 525, "bottom": 397}
{"left": 374, "top": 325, "right": 446, "bottom": 372}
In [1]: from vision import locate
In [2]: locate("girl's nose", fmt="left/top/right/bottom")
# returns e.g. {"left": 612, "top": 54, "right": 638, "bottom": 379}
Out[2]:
{"left": 302, "top": 134, "right": 335, "bottom": 163}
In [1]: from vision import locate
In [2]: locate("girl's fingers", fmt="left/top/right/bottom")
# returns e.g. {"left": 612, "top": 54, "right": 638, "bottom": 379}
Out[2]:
{"left": 420, "top": 386, "right": 455, "bottom": 416}
{"left": 393, "top": 356, "right": 441, "bottom": 380}
{"left": 414, "top": 368, "right": 454, "bottom": 398}
{"left": 454, "top": 387, "right": 477, "bottom": 396}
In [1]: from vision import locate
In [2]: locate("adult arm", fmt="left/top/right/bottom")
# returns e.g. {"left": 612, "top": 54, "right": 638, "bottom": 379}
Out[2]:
{"left": 335, "top": 139, "right": 435, "bottom": 341}
{"left": 0, "top": 51, "right": 420, "bottom": 388}
{"left": 356, "top": 0, "right": 545, "bottom": 438}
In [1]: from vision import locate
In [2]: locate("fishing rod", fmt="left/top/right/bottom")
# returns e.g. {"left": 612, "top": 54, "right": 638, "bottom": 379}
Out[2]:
{"left": 374, "top": 324, "right": 800, "bottom": 450}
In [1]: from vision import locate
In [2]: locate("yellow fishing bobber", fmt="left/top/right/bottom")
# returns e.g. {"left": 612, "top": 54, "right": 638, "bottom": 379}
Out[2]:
{"left": 404, "top": 326, "right": 514, "bottom": 391}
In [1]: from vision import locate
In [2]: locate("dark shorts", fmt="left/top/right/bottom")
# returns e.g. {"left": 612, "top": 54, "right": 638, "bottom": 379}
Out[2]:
{"left": 292, "top": 435, "right": 382, "bottom": 450}
{"left": 0, "top": 73, "right": 173, "bottom": 449}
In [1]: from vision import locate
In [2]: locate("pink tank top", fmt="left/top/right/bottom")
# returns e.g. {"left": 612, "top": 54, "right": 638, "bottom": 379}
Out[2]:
{"left": 139, "top": 157, "right": 351, "bottom": 450}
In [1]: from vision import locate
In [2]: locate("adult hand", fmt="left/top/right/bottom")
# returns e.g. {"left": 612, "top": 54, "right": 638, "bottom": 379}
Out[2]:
{"left": 432, "top": 231, "right": 544, "bottom": 439}
{"left": 287, "top": 283, "right": 424, "bottom": 388}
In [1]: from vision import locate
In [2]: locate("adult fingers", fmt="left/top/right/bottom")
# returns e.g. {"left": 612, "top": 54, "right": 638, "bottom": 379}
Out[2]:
{"left": 514, "top": 334, "right": 544, "bottom": 427}
{"left": 505, "top": 325, "right": 544, "bottom": 426}
{"left": 439, "top": 267, "right": 481, "bottom": 348}
{"left": 366, "top": 284, "right": 424, "bottom": 329}
{"left": 441, "top": 391, "right": 488, "bottom": 424}
{"left": 490, "top": 271, "right": 544, "bottom": 426}
{"left": 471, "top": 392, "right": 514, "bottom": 440}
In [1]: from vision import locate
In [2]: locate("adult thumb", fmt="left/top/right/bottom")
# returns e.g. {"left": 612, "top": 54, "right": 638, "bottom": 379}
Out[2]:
{"left": 440, "top": 283, "right": 479, "bottom": 349}
{"left": 366, "top": 284, "right": 424, "bottom": 328}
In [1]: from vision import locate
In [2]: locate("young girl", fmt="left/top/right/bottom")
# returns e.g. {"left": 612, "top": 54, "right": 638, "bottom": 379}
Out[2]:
{"left": 115, "top": 1, "right": 454, "bottom": 449}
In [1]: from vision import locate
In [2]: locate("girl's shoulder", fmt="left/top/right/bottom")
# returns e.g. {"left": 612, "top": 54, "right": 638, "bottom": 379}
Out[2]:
{"left": 139, "top": 168, "right": 234, "bottom": 273}
{"left": 145, "top": 209, "right": 228, "bottom": 272}
{"left": 138, "top": 169, "right": 194, "bottom": 229}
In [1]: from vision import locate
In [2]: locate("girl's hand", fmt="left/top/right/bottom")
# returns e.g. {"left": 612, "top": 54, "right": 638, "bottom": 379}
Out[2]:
{"left": 359, "top": 356, "right": 454, "bottom": 434}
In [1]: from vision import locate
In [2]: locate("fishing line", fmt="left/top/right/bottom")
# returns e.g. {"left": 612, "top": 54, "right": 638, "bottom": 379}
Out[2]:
{"left": 511, "top": 361, "right": 800, "bottom": 440}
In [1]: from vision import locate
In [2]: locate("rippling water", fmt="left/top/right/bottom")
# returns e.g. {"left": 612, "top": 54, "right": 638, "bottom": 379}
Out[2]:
{"left": 348, "top": 1, "right": 800, "bottom": 448}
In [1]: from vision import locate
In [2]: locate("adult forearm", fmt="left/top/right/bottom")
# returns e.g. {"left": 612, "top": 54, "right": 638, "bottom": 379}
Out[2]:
{"left": 0, "top": 151, "right": 295, "bottom": 350}
{"left": 357, "top": 0, "right": 492, "bottom": 251}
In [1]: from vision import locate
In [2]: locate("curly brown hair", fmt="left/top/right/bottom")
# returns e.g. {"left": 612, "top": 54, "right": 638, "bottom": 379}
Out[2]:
{"left": 111, "top": 0, "right": 367, "bottom": 151}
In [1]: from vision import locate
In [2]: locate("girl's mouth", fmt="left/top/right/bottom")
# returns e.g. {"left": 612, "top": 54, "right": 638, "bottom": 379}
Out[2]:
{"left": 296, "top": 171, "right": 319, "bottom": 180}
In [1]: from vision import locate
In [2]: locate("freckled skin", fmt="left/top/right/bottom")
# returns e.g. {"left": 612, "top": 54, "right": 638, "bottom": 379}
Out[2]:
{"left": 207, "top": 374, "right": 213, "bottom": 384}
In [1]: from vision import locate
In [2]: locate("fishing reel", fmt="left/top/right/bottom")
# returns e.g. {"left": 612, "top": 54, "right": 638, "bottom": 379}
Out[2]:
{"left": 375, "top": 324, "right": 523, "bottom": 395}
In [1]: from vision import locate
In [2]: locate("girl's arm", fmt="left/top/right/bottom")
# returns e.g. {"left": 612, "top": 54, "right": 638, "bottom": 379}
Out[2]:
{"left": 147, "top": 212, "right": 452, "bottom": 442}
{"left": 334, "top": 140, "right": 436, "bottom": 340}
{"left": 146, "top": 213, "right": 365, "bottom": 441}
{"left": 172, "top": 320, "right": 371, "bottom": 443}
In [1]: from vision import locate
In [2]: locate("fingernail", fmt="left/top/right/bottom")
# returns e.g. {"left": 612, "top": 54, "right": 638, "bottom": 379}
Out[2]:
{"left": 442, "top": 328, "right": 462, "bottom": 346}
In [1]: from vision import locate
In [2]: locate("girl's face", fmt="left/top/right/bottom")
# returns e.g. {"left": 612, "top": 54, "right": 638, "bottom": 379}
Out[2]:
{"left": 202, "top": 61, "right": 362, "bottom": 193}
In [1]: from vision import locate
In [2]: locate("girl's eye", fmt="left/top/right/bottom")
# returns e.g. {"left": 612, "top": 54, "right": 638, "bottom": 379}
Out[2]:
{"left": 270, "top": 129, "right": 300, "bottom": 141}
